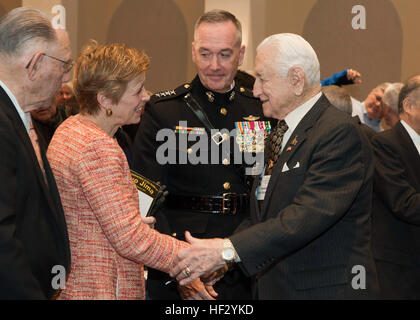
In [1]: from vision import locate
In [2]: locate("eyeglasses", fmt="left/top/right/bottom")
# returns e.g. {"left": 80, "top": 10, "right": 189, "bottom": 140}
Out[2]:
{"left": 26, "top": 53, "right": 74, "bottom": 74}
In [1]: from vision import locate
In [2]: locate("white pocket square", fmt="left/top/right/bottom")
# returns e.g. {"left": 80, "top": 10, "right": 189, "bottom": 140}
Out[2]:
{"left": 282, "top": 162, "right": 300, "bottom": 173}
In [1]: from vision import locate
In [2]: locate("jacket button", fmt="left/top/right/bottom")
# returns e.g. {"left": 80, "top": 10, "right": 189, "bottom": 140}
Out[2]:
{"left": 223, "top": 158, "right": 229, "bottom": 166}
{"left": 220, "top": 108, "right": 227, "bottom": 116}
{"left": 171, "top": 233, "right": 177, "bottom": 237}
{"left": 223, "top": 182, "right": 231, "bottom": 190}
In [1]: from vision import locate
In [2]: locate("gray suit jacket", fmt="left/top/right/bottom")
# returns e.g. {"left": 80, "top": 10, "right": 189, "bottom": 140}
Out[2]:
{"left": 231, "top": 95, "right": 379, "bottom": 299}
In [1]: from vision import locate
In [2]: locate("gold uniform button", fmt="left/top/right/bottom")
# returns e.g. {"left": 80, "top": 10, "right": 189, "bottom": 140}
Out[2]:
{"left": 184, "top": 84, "right": 190, "bottom": 89}
{"left": 223, "top": 158, "right": 229, "bottom": 166}
{"left": 240, "top": 87, "right": 245, "bottom": 93}
{"left": 223, "top": 182, "right": 231, "bottom": 190}
{"left": 171, "top": 233, "right": 177, "bottom": 237}
{"left": 220, "top": 107, "right": 228, "bottom": 116}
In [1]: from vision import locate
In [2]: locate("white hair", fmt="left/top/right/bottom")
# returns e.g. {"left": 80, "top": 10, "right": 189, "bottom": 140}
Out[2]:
{"left": 0, "top": 7, "right": 55, "bottom": 57}
{"left": 382, "top": 82, "right": 404, "bottom": 114}
{"left": 257, "top": 33, "right": 320, "bottom": 86}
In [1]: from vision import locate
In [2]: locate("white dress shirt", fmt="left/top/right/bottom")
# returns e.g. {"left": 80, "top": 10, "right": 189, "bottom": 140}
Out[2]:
{"left": 0, "top": 80, "right": 31, "bottom": 133}
{"left": 282, "top": 92, "right": 322, "bottom": 151}
{"left": 401, "top": 120, "right": 420, "bottom": 155}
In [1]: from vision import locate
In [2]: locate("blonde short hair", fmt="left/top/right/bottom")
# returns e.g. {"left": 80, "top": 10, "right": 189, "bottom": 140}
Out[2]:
{"left": 73, "top": 41, "right": 150, "bottom": 115}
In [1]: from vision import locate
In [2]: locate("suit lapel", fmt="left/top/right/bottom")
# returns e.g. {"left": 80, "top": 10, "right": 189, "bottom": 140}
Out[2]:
{"left": 260, "top": 95, "right": 329, "bottom": 218}
{"left": 0, "top": 87, "right": 65, "bottom": 232}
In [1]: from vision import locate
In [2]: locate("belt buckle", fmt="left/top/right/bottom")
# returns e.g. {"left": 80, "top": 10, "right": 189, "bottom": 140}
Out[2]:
{"left": 222, "top": 193, "right": 236, "bottom": 215}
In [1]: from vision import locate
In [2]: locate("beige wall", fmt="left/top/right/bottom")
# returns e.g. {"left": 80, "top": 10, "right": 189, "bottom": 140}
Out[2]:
{"left": 0, "top": 0, "right": 22, "bottom": 16}
{"left": 5, "top": 0, "right": 420, "bottom": 98}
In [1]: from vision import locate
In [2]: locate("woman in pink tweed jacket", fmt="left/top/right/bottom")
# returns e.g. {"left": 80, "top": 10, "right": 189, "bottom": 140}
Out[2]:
{"left": 47, "top": 42, "right": 217, "bottom": 300}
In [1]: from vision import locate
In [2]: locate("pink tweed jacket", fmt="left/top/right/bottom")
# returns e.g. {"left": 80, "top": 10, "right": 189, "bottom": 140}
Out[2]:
{"left": 47, "top": 115, "right": 185, "bottom": 299}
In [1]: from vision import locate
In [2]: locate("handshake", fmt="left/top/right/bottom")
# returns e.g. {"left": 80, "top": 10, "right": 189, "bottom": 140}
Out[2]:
{"left": 169, "top": 231, "right": 235, "bottom": 300}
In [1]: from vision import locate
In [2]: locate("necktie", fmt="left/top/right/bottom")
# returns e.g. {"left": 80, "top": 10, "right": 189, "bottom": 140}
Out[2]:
{"left": 29, "top": 123, "right": 47, "bottom": 182}
{"left": 265, "top": 120, "right": 288, "bottom": 175}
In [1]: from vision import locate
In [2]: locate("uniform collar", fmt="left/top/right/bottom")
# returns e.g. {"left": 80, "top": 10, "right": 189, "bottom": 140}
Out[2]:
{"left": 192, "top": 75, "right": 236, "bottom": 104}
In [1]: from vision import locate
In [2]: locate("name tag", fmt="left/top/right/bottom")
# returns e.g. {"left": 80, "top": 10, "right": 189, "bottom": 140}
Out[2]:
{"left": 256, "top": 175, "right": 271, "bottom": 200}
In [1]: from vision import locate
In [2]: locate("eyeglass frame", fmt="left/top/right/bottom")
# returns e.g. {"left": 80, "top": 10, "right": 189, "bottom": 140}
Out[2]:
{"left": 25, "top": 53, "right": 74, "bottom": 74}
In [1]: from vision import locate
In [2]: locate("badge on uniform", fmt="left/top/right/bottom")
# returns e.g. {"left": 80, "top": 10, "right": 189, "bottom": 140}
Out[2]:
{"left": 174, "top": 126, "right": 205, "bottom": 135}
{"left": 235, "top": 120, "right": 271, "bottom": 153}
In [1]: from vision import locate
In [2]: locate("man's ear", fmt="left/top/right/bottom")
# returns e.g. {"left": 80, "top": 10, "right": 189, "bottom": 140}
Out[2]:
{"left": 288, "top": 66, "right": 305, "bottom": 96}
{"left": 26, "top": 52, "right": 45, "bottom": 81}
{"left": 402, "top": 96, "right": 416, "bottom": 115}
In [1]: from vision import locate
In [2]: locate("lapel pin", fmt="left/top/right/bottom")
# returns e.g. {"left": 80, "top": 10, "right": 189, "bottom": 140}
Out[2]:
{"left": 291, "top": 136, "right": 298, "bottom": 146}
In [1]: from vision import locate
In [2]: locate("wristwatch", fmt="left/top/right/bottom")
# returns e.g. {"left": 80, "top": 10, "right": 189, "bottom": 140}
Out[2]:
{"left": 222, "top": 239, "right": 238, "bottom": 263}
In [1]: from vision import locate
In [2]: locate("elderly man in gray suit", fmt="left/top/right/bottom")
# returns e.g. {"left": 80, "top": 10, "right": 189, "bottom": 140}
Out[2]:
{"left": 170, "top": 33, "right": 379, "bottom": 300}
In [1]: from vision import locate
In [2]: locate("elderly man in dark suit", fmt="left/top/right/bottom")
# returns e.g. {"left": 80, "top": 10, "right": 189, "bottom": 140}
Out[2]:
{"left": 0, "top": 7, "right": 71, "bottom": 299}
{"left": 371, "top": 76, "right": 420, "bottom": 299}
{"left": 170, "top": 33, "right": 379, "bottom": 299}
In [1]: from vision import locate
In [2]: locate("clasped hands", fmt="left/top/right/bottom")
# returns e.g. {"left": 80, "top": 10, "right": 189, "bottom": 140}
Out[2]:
{"left": 170, "top": 231, "right": 232, "bottom": 299}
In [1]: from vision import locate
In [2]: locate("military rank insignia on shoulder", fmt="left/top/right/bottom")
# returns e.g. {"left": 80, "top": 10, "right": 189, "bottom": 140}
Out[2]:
{"left": 150, "top": 83, "right": 192, "bottom": 104}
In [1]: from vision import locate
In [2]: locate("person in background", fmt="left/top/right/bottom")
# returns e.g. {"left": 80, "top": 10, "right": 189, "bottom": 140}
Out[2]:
{"left": 352, "top": 82, "right": 391, "bottom": 132}
{"left": 321, "top": 68, "right": 362, "bottom": 86}
{"left": 371, "top": 75, "right": 420, "bottom": 299}
{"left": 57, "top": 81, "right": 74, "bottom": 107}
{"left": 237, "top": 68, "right": 362, "bottom": 91}
{"left": 380, "top": 82, "right": 403, "bottom": 131}
{"left": 47, "top": 41, "right": 216, "bottom": 300}
{"left": 322, "top": 85, "right": 352, "bottom": 115}
{"left": 0, "top": 7, "right": 71, "bottom": 299}
{"left": 30, "top": 90, "right": 68, "bottom": 146}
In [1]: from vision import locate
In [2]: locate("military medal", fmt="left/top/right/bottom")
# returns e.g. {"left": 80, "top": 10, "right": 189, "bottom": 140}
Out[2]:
{"left": 235, "top": 121, "right": 271, "bottom": 153}
{"left": 174, "top": 126, "right": 205, "bottom": 135}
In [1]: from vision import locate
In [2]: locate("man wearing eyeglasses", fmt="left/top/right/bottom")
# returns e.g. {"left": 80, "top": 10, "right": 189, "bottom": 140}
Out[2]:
{"left": 0, "top": 7, "right": 71, "bottom": 299}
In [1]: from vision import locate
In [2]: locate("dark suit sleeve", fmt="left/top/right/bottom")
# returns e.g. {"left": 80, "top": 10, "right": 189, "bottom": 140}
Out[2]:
{"left": 132, "top": 102, "right": 166, "bottom": 182}
{"left": 371, "top": 135, "right": 420, "bottom": 225}
{"left": 0, "top": 120, "right": 45, "bottom": 299}
{"left": 231, "top": 123, "right": 368, "bottom": 277}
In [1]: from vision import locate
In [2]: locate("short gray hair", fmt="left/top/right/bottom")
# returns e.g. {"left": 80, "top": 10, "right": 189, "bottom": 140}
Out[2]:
{"left": 322, "top": 85, "right": 352, "bottom": 115}
{"left": 257, "top": 33, "right": 320, "bottom": 86}
{"left": 194, "top": 9, "right": 242, "bottom": 45}
{"left": 382, "top": 82, "right": 403, "bottom": 114}
{"left": 0, "top": 7, "right": 56, "bottom": 56}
